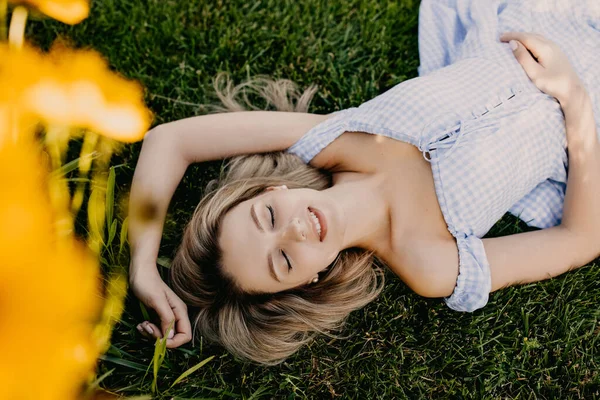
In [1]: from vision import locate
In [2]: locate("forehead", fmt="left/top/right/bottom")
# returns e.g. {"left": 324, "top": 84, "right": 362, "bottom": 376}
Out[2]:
{"left": 219, "top": 198, "right": 268, "bottom": 290}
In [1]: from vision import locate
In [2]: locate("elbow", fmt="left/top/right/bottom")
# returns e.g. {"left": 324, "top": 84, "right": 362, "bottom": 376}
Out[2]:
{"left": 408, "top": 274, "right": 456, "bottom": 299}
{"left": 561, "top": 225, "right": 600, "bottom": 268}
{"left": 142, "top": 125, "right": 166, "bottom": 143}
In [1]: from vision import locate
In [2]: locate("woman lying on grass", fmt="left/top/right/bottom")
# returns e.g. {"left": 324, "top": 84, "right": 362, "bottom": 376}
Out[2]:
{"left": 129, "top": 1, "right": 600, "bottom": 365}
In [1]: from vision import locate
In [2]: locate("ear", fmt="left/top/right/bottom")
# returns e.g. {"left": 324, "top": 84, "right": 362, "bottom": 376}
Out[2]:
{"left": 265, "top": 185, "right": 288, "bottom": 192}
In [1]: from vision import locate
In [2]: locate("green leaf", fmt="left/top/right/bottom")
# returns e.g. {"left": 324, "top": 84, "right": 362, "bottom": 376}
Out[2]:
{"left": 88, "top": 368, "right": 115, "bottom": 390}
{"left": 51, "top": 157, "right": 81, "bottom": 178}
{"left": 169, "top": 356, "right": 215, "bottom": 388}
{"left": 119, "top": 216, "right": 129, "bottom": 256}
{"left": 247, "top": 386, "right": 271, "bottom": 400}
{"left": 99, "top": 355, "right": 148, "bottom": 372}
{"left": 87, "top": 188, "right": 105, "bottom": 247}
{"left": 106, "top": 166, "right": 116, "bottom": 227}
{"left": 151, "top": 320, "right": 174, "bottom": 394}
{"left": 157, "top": 256, "right": 172, "bottom": 269}
{"left": 108, "top": 219, "right": 118, "bottom": 246}
{"left": 139, "top": 301, "right": 151, "bottom": 322}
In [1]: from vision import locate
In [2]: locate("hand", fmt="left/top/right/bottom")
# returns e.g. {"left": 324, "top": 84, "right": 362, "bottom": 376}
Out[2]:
{"left": 500, "top": 32, "right": 586, "bottom": 107}
{"left": 129, "top": 265, "right": 192, "bottom": 348}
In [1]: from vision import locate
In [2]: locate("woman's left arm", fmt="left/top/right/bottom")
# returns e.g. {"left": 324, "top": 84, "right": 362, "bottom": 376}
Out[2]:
{"left": 485, "top": 33, "right": 600, "bottom": 291}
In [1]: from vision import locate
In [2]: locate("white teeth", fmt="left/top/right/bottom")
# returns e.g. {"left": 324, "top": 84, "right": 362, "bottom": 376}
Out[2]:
{"left": 309, "top": 210, "right": 321, "bottom": 237}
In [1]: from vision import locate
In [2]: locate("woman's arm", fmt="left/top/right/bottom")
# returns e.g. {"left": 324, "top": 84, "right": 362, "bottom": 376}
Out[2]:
{"left": 157, "top": 111, "right": 330, "bottom": 163}
{"left": 129, "top": 111, "right": 328, "bottom": 268}
{"left": 485, "top": 90, "right": 600, "bottom": 290}
{"left": 484, "top": 33, "right": 600, "bottom": 290}
{"left": 418, "top": 34, "right": 600, "bottom": 299}
{"left": 128, "top": 111, "right": 329, "bottom": 345}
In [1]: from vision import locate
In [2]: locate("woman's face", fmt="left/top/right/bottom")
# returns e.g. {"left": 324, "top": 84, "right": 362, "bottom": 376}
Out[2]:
{"left": 219, "top": 185, "right": 345, "bottom": 293}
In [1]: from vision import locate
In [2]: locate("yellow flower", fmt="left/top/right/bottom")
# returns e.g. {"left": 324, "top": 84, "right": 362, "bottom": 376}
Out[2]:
{"left": 0, "top": 138, "right": 103, "bottom": 400}
{"left": 8, "top": 0, "right": 89, "bottom": 25}
{"left": 0, "top": 43, "right": 152, "bottom": 143}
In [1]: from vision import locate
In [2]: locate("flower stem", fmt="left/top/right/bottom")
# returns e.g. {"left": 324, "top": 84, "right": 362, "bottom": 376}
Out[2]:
{"left": 8, "top": 6, "right": 27, "bottom": 50}
{"left": 0, "top": 0, "right": 7, "bottom": 41}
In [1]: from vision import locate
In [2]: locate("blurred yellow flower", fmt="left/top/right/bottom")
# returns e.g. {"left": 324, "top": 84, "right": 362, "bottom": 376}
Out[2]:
{"left": 0, "top": 3, "right": 150, "bottom": 397}
{"left": 0, "top": 43, "right": 152, "bottom": 143}
{"left": 0, "top": 138, "right": 103, "bottom": 400}
{"left": 8, "top": 0, "right": 89, "bottom": 24}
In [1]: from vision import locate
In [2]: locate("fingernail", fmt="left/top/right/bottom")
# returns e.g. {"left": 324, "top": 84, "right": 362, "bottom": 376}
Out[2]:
{"left": 137, "top": 325, "right": 143, "bottom": 333}
{"left": 144, "top": 325, "right": 154, "bottom": 335}
{"left": 509, "top": 40, "right": 518, "bottom": 51}
{"left": 168, "top": 330, "right": 174, "bottom": 339}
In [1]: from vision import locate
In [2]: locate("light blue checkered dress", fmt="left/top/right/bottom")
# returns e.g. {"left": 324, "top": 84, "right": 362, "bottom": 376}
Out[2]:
{"left": 286, "top": 0, "right": 600, "bottom": 312}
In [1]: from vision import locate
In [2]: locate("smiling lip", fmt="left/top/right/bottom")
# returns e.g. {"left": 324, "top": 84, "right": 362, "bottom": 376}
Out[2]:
{"left": 308, "top": 207, "right": 327, "bottom": 242}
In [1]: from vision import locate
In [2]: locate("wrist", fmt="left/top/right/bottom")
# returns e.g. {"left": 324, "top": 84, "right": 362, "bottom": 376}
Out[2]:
{"left": 559, "top": 81, "right": 588, "bottom": 114}
{"left": 129, "top": 259, "right": 160, "bottom": 284}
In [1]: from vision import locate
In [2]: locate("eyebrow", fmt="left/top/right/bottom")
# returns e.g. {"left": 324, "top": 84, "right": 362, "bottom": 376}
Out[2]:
{"left": 250, "top": 203, "right": 264, "bottom": 232}
{"left": 251, "top": 204, "right": 280, "bottom": 282}
{"left": 268, "top": 254, "right": 280, "bottom": 282}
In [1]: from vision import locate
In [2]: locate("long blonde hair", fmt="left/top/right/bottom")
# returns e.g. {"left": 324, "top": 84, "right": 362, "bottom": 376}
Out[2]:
{"left": 169, "top": 73, "right": 385, "bottom": 365}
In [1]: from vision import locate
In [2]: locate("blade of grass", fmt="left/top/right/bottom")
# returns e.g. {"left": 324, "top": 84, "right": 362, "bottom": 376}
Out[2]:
{"left": 139, "top": 301, "right": 151, "bottom": 322}
{"left": 247, "top": 386, "right": 271, "bottom": 400}
{"left": 157, "top": 256, "right": 172, "bottom": 269}
{"left": 50, "top": 151, "right": 100, "bottom": 178}
{"left": 151, "top": 320, "right": 174, "bottom": 393}
{"left": 119, "top": 216, "right": 129, "bottom": 256}
{"left": 108, "top": 219, "right": 118, "bottom": 246}
{"left": 99, "top": 355, "right": 148, "bottom": 372}
{"left": 169, "top": 356, "right": 215, "bottom": 388}
{"left": 106, "top": 166, "right": 115, "bottom": 227}
{"left": 87, "top": 368, "right": 115, "bottom": 393}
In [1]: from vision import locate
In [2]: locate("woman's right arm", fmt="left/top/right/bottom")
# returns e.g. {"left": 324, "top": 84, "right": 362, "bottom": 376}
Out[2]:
{"left": 477, "top": 33, "right": 600, "bottom": 291}
{"left": 420, "top": 33, "right": 600, "bottom": 300}
{"left": 128, "top": 111, "right": 329, "bottom": 346}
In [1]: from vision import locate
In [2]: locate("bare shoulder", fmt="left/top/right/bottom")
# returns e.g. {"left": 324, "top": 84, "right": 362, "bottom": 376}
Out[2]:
{"left": 311, "top": 131, "right": 417, "bottom": 173}
{"left": 391, "top": 226, "right": 593, "bottom": 300}
{"left": 386, "top": 236, "right": 459, "bottom": 298}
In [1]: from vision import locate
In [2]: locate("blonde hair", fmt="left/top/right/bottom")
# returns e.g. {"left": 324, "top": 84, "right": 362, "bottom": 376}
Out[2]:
{"left": 169, "top": 73, "right": 384, "bottom": 365}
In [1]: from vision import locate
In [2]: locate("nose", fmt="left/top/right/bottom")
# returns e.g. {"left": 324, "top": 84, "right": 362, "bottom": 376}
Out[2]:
{"left": 281, "top": 217, "right": 307, "bottom": 242}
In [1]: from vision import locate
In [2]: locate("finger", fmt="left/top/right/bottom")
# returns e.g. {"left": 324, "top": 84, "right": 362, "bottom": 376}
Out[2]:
{"left": 165, "top": 293, "right": 193, "bottom": 348}
{"left": 509, "top": 40, "right": 545, "bottom": 82}
{"left": 500, "top": 32, "right": 550, "bottom": 61}
{"left": 167, "top": 332, "right": 193, "bottom": 348}
{"left": 165, "top": 315, "right": 193, "bottom": 348}
{"left": 160, "top": 317, "right": 177, "bottom": 344}
{"left": 136, "top": 323, "right": 149, "bottom": 338}
{"left": 151, "top": 293, "right": 177, "bottom": 339}
{"left": 137, "top": 321, "right": 162, "bottom": 340}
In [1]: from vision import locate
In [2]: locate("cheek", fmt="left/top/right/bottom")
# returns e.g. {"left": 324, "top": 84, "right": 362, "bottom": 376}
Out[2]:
{"left": 294, "top": 244, "right": 337, "bottom": 273}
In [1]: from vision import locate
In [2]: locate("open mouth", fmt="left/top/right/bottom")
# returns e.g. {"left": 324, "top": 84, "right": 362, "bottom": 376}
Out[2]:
{"left": 308, "top": 207, "right": 327, "bottom": 242}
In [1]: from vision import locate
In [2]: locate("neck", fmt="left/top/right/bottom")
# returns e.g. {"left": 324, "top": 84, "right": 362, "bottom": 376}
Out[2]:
{"left": 323, "top": 173, "right": 391, "bottom": 253}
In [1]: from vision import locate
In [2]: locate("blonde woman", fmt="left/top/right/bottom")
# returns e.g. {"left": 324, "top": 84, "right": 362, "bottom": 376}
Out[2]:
{"left": 129, "top": 1, "right": 600, "bottom": 364}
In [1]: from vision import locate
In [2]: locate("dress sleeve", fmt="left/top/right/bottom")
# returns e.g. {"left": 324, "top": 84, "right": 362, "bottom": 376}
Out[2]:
{"left": 444, "top": 233, "right": 492, "bottom": 312}
{"left": 508, "top": 179, "right": 565, "bottom": 229}
{"left": 285, "top": 108, "right": 356, "bottom": 163}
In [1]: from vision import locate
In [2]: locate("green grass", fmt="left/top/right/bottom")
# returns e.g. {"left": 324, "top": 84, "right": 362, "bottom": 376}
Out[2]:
{"left": 25, "top": 0, "right": 600, "bottom": 398}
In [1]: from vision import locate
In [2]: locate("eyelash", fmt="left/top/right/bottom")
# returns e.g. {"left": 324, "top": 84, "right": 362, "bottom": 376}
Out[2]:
{"left": 267, "top": 205, "right": 292, "bottom": 272}
{"left": 267, "top": 205, "right": 275, "bottom": 227}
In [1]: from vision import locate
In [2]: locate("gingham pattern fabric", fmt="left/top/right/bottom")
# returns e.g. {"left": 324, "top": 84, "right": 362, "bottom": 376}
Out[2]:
{"left": 286, "top": 0, "right": 600, "bottom": 312}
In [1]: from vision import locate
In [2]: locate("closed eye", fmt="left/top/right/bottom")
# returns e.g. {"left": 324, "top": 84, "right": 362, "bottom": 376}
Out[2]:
{"left": 282, "top": 250, "right": 292, "bottom": 272}
{"left": 267, "top": 205, "right": 292, "bottom": 272}
{"left": 267, "top": 205, "right": 275, "bottom": 227}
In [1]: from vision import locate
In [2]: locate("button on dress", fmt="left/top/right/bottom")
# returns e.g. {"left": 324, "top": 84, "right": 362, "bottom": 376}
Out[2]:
{"left": 286, "top": 0, "right": 600, "bottom": 312}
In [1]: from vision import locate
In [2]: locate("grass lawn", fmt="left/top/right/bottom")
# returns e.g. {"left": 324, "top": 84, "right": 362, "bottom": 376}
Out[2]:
{"left": 26, "top": 0, "right": 599, "bottom": 398}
